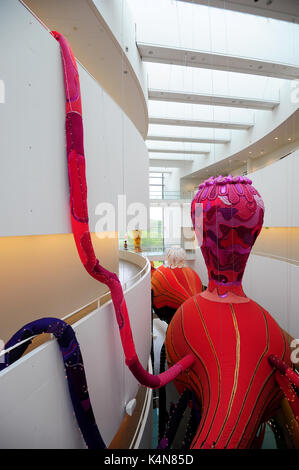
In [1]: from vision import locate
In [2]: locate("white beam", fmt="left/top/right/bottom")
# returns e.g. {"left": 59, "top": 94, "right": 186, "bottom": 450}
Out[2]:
{"left": 149, "top": 158, "right": 194, "bottom": 168}
{"left": 148, "top": 148, "right": 210, "bottom": 155}
{"left": 147, "top": 135, "right": 230, "bottom": 144}
{"left": 138, "top": 43, "right": 299, "bottom": 80}
{"left": 149, "top": 117, "right": 253, "bottom": 130}
{"left": 176, "top": 0, "right": 299, "bottom": 25}
{"left": 149, "top": 169, "right": 172, "bottom": 174}
{"left": 148, "top": 89, "right": 279, "bottom": 110}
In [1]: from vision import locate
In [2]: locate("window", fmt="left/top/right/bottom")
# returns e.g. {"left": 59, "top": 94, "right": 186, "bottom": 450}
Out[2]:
{"left": 149, "top": 172, "right": 165, "bottom": 200}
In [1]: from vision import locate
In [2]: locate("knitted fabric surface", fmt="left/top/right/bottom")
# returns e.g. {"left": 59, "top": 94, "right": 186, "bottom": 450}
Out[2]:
{"left": 151, "top": 265, "right": 203, "bottom": 311}
{"left": 191, "top": 175, "right": 264, "bottom": 298}
{"left": 52, "top": 31, "right": 194, "bottom": 388}
{"left": 0, "top": 318, "right": 106, "bottom": 449}
{"left": 165, "top": 175, "right": 291, "bottom": 448}
{"left": 166, "top": 296, "right": 290, "bottom": 448}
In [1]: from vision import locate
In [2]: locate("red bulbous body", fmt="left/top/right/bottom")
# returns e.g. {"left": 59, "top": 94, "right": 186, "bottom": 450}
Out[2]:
{"left": 166, "top": 294, "right": 290, "bottom": 449}
{"left": 151, "top": 265, "right": 203, "bottom": 311}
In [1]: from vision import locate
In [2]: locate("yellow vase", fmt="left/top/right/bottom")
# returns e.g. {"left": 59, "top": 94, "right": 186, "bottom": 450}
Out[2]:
{"left": 132, "top": 230, "right": 142, "bottom": 252}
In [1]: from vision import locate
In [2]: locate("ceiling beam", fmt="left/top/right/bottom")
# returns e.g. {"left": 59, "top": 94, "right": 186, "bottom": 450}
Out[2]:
{"left": 147, "top": 135, "right": 230, "bottom": 144}
{"left": 148, "top": 148, "right": 210, "bottom": 155}
{"left": 148, "top": 89, "right": 279, "bottom": 110}
{"left": 149, "top": 116, "right": 253, "bottom": 130}
{"left": 149, "top": 158, "right": 194, "bottom": 168}
{"left": 176, "top": 0, "right": 299, "bottom": 25}
{"left": 138, "top": 43, "right": 299, "bottom": 80}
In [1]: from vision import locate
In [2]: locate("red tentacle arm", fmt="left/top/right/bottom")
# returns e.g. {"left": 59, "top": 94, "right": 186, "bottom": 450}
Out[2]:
{"left": 51, "top": 30, "right": 194, "bottom": 388}
{"left": 269, "top": 354, "right": 299, "bottom": 390}
{"left": 269, "top": 355, "right": 299, "bottom": 422}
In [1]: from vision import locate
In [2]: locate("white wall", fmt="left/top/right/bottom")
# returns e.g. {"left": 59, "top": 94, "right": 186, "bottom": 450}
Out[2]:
{"left": 243, "top": 152, "right": 299, "bottom": 338}
{"left": 0, "top": 262, "right": 152, "bottom": 448}
{"left": 23, "top": 0, "right": 149, "bottom": 138}
{"left": 0, "top": 0, "right": 149, "bottom": 237}
{"left": 92, "top": 0, "right": 148, "bottom": 101}
{"left": 163, "top": 169, "right": 181, "bottom": 194}
{"left": 244, "top": 255, "right": 299, "bottom": 338}
{"left": 249, "top": 151, "right": 299, "bottom": 227}
{"left": 186, "top": 247, "right": 209, "bottom": 287}
{"left": 0, "top": 234, "right": 119, "bottom": 343}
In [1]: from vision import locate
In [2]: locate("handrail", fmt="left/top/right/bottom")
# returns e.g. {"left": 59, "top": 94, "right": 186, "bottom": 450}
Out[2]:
{"left": 0, "top": 251, "right": 150, "bottom": 360}
{"left": 0, "top": 335, "right": 37, "bottom": 359}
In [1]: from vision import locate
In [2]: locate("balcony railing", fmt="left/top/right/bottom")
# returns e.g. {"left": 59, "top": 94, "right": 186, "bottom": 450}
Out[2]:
{"left": 149, "top": 190, "right": 195, "bottom": 201}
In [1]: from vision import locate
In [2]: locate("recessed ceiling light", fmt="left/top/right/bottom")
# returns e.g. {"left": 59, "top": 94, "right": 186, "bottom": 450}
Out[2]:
{"left": 288, "top": 137, "right": 292, "bottom": 141}
{"left": 274, "top": 137, "right": 278, "bottom": 140}
{"left": 249, "top": 151, "right": 252, "bottom": 154}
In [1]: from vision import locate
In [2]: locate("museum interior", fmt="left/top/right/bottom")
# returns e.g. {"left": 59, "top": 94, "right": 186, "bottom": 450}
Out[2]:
{"left": 1, "top": 0, "right": 299, "bottom": 450}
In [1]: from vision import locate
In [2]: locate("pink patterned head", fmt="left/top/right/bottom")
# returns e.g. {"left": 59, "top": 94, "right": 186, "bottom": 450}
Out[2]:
{"left": 191, "top": 175, "right": 264, "bottom": 297}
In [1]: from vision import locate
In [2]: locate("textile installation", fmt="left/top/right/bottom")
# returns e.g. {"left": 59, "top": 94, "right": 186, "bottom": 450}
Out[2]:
{"left": 165, "top": 175, "right": 294, "bottom": 448}
{"left": 0, "top": 318, "right": 106, "bottom": 449}
{"left": 3, "top": 32, "right": 299, "bottom": 450}
{"left": 51, "top": 30, "right": 194, "bottom": 389}
{"left": 151, "top": 264, "right": 203, "bottom": 318}
{"left": 52, "top": 32, "right": 299, "bottom": 448}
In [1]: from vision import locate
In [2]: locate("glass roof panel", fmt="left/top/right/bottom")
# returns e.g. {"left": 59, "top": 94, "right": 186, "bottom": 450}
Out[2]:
{"left": 147, "top": 140, "right": 211, "bottom": 152}
{"left": 127, "top": 0, "right": 299, "bottom": 65}
{"left": 145, "top": 63, "right": 282, "bottom": 101}
{"left": 148, "top": 100, "right": 255, "bottom": 123}
{"left": 148, "top": 123, "right": 231, "bottom": 140}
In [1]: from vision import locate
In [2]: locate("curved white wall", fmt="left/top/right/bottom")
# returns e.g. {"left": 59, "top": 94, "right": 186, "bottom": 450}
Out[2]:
{"left": 23, "top": 0, "right": 149, "bottom": 138}
{"left": 0, "top": 262, "right": 152, "bottom": 448}
{"left": 0, "top": 0, "right": 149, "bottom": 237}
{"left": 249, "top": 151, "right": 299, "bottom": 227}
{"left": 244, "top": 254, "right": 299, "bottom": 339}
{"left": 243, "top": 152, "right": 299, "bottom": 337}
{"left": 92, "top": 0, "right": 148, "bottom": 100}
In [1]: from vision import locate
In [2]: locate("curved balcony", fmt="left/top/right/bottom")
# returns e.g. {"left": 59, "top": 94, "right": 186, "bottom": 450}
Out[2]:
{"left": 23, "top": 0, "right": 149, "bottom": 138}
{"left": 0, "top": 251, "right": 152, "bottom": 449}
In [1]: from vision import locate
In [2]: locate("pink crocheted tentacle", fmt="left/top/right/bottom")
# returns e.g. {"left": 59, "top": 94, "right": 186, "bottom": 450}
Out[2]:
{"left": 269, "top": 354, "right": 299, "bottom": 390}
{"left": 52, "top": 30, "right": 194, "bottom": 389}
{"left": 127, "top": 353, "right": 194, "bottom": 389}
{"left": 269, "top": 355, "right": 299, "bottom": 422}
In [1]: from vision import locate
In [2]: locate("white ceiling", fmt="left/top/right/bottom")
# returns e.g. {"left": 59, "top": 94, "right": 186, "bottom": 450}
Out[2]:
{"left": 127, "top": 0, "right": 299, "bottom": 178}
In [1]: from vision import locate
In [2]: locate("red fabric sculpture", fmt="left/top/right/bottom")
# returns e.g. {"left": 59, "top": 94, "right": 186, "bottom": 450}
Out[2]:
{"left": 166, "top": 175, "right": 291, "bottom": 448}
{"left": 268, "top": 355, "right": 299, "bottom": 425}
{"left": 152, "top": 264, "right": 202, "bottom": 312}
{"left": 53, "top": 30, "right": 295, "bottom": 448}
{"left": 52, "top": 31, "right": 193, "bottom": 389}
